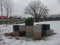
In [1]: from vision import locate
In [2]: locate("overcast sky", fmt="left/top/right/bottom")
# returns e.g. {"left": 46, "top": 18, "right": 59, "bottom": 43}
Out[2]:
{"left": 12, "top": 0, "right": 60, "bottom": 17}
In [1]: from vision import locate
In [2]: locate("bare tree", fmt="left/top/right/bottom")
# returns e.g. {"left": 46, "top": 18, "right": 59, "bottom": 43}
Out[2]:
{"left": 0, "top": 0, "right": 3, "bottom": 17}
{"left": 0, "top": 0, "right": 4, "bottom": 24}
{"left": 25, "top": 0, "right": 49, "bottom": 22}
{"left": 2, "top": 0, "right": 13, "bottom": 25}
{"left": 0, "top": 0, "right": 13, "bottom": 17}
{"left": 3, "top": 0, "right": 13, "bottom": 17}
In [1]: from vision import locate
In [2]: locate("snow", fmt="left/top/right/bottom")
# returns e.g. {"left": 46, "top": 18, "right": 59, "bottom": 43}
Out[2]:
{"left": 0, "top": 21, "right": 60, "bottom": 45}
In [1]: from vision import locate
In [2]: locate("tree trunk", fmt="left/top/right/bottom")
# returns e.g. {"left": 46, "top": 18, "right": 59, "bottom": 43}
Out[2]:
{"left": 35, "top": 15, "right": 39, "bottom": 22}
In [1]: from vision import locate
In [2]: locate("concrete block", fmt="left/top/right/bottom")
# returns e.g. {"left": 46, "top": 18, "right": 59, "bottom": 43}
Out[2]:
{"left": 46, "top": 30, "right": 54, "bottom": 36}
{"left": 33, "top": 24, "right": 42, "bottom": 32}
{"left": 25, "top": 26, "right": 33, "bottom": 32}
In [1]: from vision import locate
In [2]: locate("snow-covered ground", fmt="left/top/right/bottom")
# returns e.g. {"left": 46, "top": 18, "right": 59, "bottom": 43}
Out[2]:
{"left": 0, "top": 21, "right": 60, "bottom": 45}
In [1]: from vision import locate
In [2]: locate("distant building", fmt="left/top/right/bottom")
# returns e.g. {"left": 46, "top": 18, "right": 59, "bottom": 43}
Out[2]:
{"left": 0, "top": 16, "right": 8, "bottom": 19}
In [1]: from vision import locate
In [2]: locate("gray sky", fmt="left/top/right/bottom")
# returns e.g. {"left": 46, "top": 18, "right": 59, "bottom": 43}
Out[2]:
{"left": 12, "top": 0, "right": 60, "bottom": 17}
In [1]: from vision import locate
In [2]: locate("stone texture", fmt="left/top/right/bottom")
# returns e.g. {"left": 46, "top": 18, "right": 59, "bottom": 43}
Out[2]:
{"left": 33, "top": 32, "right": 41, "bottom": 40}
{"left": 19, "top": 25, "right": 25, "bottom": 31}
{"left": 33, "top": 24, "right": 42, "bottom": 33}
{"left": 26, "top": 32, "right": 33, "bottom": 38}
{"left": 46, "top": 30, "right": 54, "bottom": 36}
{"left": 25, "top": 26, "right": 33, "bottom": 32}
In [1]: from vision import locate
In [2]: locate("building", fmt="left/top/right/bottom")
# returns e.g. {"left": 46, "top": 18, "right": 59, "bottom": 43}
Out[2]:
{"left": 0, "top": 16, "right": 8, "bottom": 19}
